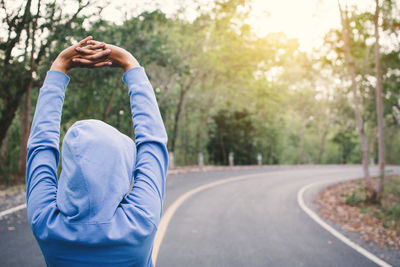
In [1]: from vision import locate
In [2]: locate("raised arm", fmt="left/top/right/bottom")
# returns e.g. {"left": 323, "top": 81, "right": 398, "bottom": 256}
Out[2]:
{"left": 123, "top": 66, "right": 169, "bottom": 225}
{"left": 26, "top": 37, "right": 111, "bottom": 227}
{"left": 79, "top": 42, "right": 169, "bottom": 225}
{"left": 26, "top": 70, "right": 68, "bottom": 226}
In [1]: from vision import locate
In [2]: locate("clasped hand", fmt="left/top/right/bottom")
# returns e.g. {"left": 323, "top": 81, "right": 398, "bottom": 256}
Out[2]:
{"left": 50, "top": 36, "right": 140, "bottom": 74}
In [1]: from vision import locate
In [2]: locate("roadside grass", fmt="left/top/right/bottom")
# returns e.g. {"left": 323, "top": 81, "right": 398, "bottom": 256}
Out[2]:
{"left": 316, "top": 175, "right": 400, "bottom": 250}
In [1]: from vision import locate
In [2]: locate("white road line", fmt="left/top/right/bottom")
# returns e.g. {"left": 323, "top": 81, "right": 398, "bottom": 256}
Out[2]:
{"left": 0, "top": 203, "right": 26, "bottom": 219}
{"left": 152, "top": 172, "right": 265, "bottom": 265}
{"left": 297, "top": 181, "right": 392, "bottom": 267}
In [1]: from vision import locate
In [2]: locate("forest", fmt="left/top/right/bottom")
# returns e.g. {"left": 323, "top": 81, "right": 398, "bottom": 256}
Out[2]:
{"left": 0, "top": 0, "right": 399, "bottom": 194}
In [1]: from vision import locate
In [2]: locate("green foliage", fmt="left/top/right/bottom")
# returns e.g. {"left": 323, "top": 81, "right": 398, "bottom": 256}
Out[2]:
{"left": 1, "top": 0, "right": 400, "bottom": 183}
{"left": 345, "top": 183, "right": 367, "bottom": 206}
{"left": 382, "top": 204, "right": 400, "bottom": 224}
{"left": 207, "top": 109, "right": 255, "bottom": 165}
{"left": 332, "top": 130, "right": 360, "bottom": 164}
{"left": 382, "top": 177, "right": 400, "bottom": 222}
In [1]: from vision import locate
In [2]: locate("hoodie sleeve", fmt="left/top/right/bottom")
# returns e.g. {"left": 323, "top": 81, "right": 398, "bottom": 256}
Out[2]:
{"left": 123, "top": 67, "right": 168, "bottom": 226}
{"left": 26, "top": 70, "right": 69, "bottom": 226}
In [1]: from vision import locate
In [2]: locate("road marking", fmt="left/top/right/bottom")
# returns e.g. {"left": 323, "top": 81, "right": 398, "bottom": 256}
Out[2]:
{"left": 152, "top": 172, "right": 265, "bottom": 265}
{"left": 0, "top": 203, "right": 26, "bottom": 219}
{"left": 297, "top": 181, "right": 392, "bottom": 267}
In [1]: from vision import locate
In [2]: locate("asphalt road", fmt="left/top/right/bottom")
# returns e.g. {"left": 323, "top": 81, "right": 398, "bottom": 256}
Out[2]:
{"left": 1, "top": 165, "right": 399, "bottom": 266}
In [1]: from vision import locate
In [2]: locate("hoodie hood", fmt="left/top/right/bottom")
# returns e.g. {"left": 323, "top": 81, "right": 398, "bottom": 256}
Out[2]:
{"left": 57, "top": 119, "right": 136, "bottom": 222}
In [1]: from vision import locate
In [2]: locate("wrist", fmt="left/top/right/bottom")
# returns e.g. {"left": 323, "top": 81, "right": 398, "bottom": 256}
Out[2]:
{"left": 50, "top": 58, "right": 68, "bottom": 74}
{"left": 123, "top": 63, "right": 139, "bottom": 72}
{"left": 123, "top": 55, "right": 140, "bottom": 72}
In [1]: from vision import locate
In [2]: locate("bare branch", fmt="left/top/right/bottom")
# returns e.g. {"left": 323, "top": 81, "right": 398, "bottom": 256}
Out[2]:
{"left": 3, "top": 0, "right": 32, "bottom": 66}
{"left": 35, "top": 0, "right": 91, "bottom": 66}
{"left": 29, "top": 0, "right": 41, "bottom": 72}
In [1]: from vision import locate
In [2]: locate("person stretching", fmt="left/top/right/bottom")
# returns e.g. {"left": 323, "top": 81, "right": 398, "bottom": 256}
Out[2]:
{"left": 26, "top": 36, "right": 168, "bottom": 267}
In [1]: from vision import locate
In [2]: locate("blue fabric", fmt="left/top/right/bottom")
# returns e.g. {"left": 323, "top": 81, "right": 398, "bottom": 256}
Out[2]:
{"left": 26, "top": 67, "right": 168, "bottom": 267}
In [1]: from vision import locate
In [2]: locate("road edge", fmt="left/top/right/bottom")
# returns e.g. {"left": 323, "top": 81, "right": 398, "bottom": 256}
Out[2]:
{"left": 0, "top": 203, "right": 26, "bottom": 219}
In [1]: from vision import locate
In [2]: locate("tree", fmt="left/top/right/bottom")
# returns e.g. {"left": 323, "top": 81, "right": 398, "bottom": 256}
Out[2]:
{"left": 373, "top": 0, "right": 385, "bottom": 201}
{"left": 0, "top": 0, "right": 33, "bottom": 166}
{"left": 0, "top": 0, "right": 93, "bottom": 177}
{"left": 338, "top": 2, "right": 374, "bottom": 199}
{"left": 18, "top": 0, "right": 40, "bottom": 174}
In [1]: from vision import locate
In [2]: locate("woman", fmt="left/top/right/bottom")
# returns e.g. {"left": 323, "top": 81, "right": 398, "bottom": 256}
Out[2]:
{"left": 26, "top": 36, "right": 168, "bottom": 266}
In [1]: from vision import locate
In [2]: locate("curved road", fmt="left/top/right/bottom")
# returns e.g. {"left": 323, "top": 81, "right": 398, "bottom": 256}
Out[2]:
{"left": 1, "top": 165, "right": 399, "bottom": 266}
{"left": 157, "top": 165, "right": 399, "bottom": 267}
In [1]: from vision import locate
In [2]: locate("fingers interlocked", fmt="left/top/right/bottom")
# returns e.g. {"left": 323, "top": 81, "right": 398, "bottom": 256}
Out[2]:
{"left": 73, "top": 38, "right": 112, "bottom": 68}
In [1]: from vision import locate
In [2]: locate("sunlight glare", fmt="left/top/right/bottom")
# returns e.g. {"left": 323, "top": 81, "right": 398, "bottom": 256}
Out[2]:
{"left": 249, "top": 0, "right": 374, "bottom": 51}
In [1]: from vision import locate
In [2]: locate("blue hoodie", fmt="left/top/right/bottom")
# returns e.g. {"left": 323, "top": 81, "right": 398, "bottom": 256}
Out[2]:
{"left": 26, "top": 67, "right": 168, "bottom": 267}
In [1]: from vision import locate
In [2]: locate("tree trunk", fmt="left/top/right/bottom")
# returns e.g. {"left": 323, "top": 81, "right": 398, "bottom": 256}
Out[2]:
{"left": 338, "top": 2, "right": 375, "bottom": 199}
{"left": 183, "top": 106, "right": 188, "bottom": 165}
{"left": 0, "top": 128, "right": 10, "bottom": 168}
{"left": 374, "top": 0, "right": 385, "bottom": 201}
{"left": 103, "top": 89, "right": 115, "bottom": 122}
{"left": 18, "top": 80, "right": 32, "bottom": 176}
{"left": 370, "top": 126, "right": 378, "bottom": 165}
{"left": 0, "top": 79, "right": 30, "bottom": 149}
{"left": 195, "top": 89, "right": 214, "bottom": 158}
{"left": 317, "top": 129, "right": 328, "bottom": 164}
{"left": 195, "top": 108, "right": 210, "bottom": 153}
{"left": 170, "top": 87, "right": 187, "bottom": 153}
{"left": 18, "top": 2, "right": 40, "bottom": 176}
{"left": 195, "top": 129, "right": 201, "bottom": 155}
{"left": 298, "top": 121, "right": 306, "bottom": 164}
{"left": 267, "top": 144, "right": 273, "bottom": 164}
{"left": 169, "top": 73, "right": 201, "bottom": 153}
{"left": 218, "top": 124, "right": 227, "bottom": 165}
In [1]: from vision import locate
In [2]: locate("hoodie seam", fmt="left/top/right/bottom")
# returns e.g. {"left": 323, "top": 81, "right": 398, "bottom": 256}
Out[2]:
{"left": 72, "top": 142, "right": 90, "bottom": 221}
{"left": 59, "top": 135, "right": 90, "bottom": 222}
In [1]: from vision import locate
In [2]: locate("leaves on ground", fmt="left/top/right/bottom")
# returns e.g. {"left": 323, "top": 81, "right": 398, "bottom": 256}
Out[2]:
{"left": 315, "top": 176, "right": 400, "bottom": 250}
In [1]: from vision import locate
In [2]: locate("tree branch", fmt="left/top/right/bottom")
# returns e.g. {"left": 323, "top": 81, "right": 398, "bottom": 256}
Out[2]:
{"left": 34, "top": 0, "right": 91, "bottom": 66}
{"left": 3, "top": 0, "right": 32, "bottom": 66}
